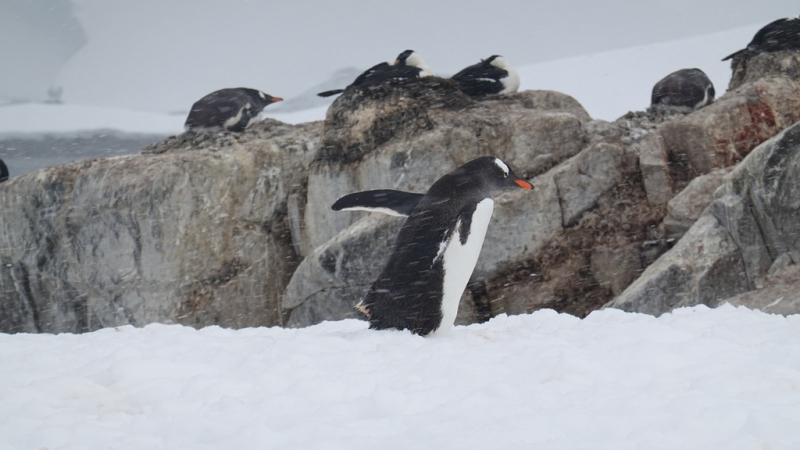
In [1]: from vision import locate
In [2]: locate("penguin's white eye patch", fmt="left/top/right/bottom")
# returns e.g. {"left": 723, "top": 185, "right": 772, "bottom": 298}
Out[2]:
{"left": 494, "top": 158, "right": 509, "bottom": 177}
{"left": 259, "top": 91, "right": 266, "bottom": 99}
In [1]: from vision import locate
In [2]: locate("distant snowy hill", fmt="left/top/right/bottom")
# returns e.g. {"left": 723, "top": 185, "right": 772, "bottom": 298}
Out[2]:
{"left": 1, "top": 305, "right": 798, "bottom": 448}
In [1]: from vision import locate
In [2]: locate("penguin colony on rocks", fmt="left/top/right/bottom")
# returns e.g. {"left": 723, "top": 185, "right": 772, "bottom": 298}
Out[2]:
{"left": 180, "top": 15, "right": 800, "bottom": 137}
{"left": 2, "top": 19, "right": 795, "bottom": 330}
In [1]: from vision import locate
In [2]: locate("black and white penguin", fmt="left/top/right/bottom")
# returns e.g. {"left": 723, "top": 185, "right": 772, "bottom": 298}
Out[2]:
{"left": 0, "top": 158, "right": 8, "bottom": 183}
{"left": 723, "top": 16, "right": 800, "bottom": 61}
{"left": 317, "top": 50, "right": 435, "bottom": 97}
{"left": 184, "top": 88, "right": 283, "bottom": 132}
{"left": 648, "top": 68, "right": 715, "bottom": 113}
{"left": 332, "top": 157, "right": 532, "bottom": 335}
{"left": 451, "top": 55, "right": 520, "bottom": 97}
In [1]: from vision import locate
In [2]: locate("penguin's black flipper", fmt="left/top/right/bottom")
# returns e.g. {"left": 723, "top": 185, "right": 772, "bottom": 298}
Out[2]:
{"left": 722, "top": 49, "right": 746, "bottom": 61}
{"left": 317, "top": 89, "right": 345, "bottom": 98}
{"left": 331, "top": 189, "right": 424, "bottom": 217}
{"left": 0, "top": 159, "right": 8, "bottom": 183}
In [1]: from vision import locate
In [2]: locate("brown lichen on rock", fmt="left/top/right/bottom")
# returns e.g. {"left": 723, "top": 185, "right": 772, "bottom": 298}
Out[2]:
{"left": 480, "top": 161, "right": 667, "bottom": 318}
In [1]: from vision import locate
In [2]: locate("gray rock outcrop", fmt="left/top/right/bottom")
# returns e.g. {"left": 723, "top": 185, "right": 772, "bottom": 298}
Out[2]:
{"left": 728, "top": 49, "right": 800, "bottom": 91}
{"left": 724, "top": 265, "right": 800, "bottom": 316}
{"left": 0, "top": 119, "right": 321, "bottom": 333}
{"left": 637, "top": 76, "right": 800, "bottom": 208}
{"left": 606, "top": 120, "right": 800, "bottom": 315}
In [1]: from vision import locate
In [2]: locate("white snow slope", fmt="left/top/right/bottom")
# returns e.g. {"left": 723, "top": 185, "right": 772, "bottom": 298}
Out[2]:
{"left": 2, "top": 304, "right": 799, "bottom": 449}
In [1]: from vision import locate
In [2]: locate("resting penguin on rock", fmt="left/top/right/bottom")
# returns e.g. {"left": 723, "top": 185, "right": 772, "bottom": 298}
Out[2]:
{"left": 184, "top": 88, "right": 283, "bottom": 132}
{"left": 451, "top": 55, "right": 520, "bottom": 97}
{"left": 0, "top": 159, "right": 8, "bottom": 183}
{"left": 332, "top": 157, "right": 533, "bottom": 335}
{"left": 723, "top": 16, "right": 800, "bottom": 62}
{"left": 648, "top": 68, "right": 715, "bottom": 114}
{"left": 317, "top": 50, "right": 435, "bottom": 97}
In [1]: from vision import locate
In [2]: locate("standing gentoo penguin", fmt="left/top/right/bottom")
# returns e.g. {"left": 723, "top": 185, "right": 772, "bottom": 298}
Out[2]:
{"left": 451, "top": 55, "right": 520, "bottom": 97}
{"left": 332, "top": 157, "right": 533, "bottom": 335}
{"left": 648, "top": 68, "right": 715, "bottom": 114}
{"left": 317, "top": 50, "right": 435, "bottom": 97}
{"left": 0, "top": 159, "right": 8, "bottom": 183}
{"left": 184, "top": 88, "right": 283, "bottom": 132}
{"left": 723, "top": 17, "right": 800, "bottom": 61}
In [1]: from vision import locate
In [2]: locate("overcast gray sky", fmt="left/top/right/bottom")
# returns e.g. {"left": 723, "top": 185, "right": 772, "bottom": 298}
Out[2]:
{"left": 42, "top": 0, "right": 800, "bottom": 112}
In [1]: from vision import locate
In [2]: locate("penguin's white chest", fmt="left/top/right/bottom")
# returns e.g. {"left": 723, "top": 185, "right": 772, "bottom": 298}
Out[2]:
{"left": 436, "top": 198, "right": 494, "bottom": 334}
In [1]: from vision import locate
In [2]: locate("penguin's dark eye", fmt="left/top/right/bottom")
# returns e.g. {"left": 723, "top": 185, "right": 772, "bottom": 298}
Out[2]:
{"left": 503, "top": 172, "right": 508, "bottom": 178}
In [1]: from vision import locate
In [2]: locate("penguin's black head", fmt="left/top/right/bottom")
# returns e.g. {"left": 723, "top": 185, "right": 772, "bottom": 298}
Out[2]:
{"left": 395, "top": 50, "right": 415, "bottom": 65}
{"left": 394, "top": 50, "right": 435, "bottom": 76}
{"left": 451, "top": 157, "right": 532, "bottom": 194}
{"left": 244, "top": 88, "right": 283, "bottom": 107}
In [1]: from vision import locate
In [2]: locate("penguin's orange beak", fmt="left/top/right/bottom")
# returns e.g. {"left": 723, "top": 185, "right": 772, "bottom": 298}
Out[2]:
{"left": 272, "top": 97, "right": 283, "bottom": 102}
{"left": 514, "top": 179, "right": 532, "bottom": 190}
{"left": 394, "top": 60, "right": 400, "bottom": 65}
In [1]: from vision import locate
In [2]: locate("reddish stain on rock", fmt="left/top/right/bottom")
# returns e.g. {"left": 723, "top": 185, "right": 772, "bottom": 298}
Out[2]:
{"left": 734, "top": 102, "right": 777, "bottom": 157}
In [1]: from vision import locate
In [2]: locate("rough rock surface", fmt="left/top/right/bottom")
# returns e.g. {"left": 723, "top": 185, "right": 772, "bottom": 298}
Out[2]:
{"left": 660, "top": 167, "right": 732, "bottom": 241}
{"left": 0, "top": 119, "right": 321, "bottom": 333}
{"left": 728, "top": 49, "right": 800, "bottom": 91}
{"left": 723, "top": 264, "right": 800, "bottom": 316}
{"left": 606, "top": 120, "right": 800, "bottom": 315}
{"left": 637, "top": 76, "right": 800, "bottom": 207}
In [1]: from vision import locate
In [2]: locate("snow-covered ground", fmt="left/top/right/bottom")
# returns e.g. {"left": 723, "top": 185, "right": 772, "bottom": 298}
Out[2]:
{"left": 2, "top": 304, "right": 798, "bottom": 449}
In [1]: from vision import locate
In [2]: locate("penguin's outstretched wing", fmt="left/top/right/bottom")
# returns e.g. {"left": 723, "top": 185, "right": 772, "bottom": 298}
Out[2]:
{"left": 331, "top": 189, "right": 424, "bottom": 217}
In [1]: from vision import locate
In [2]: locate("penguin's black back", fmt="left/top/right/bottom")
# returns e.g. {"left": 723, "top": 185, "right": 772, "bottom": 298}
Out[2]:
{"left": 358, "top": 158, "right": 520, "bottom": 335}
{"left": 362, "top": 178, "right": 480, "bottom": 335}
{"left": 723, "top": 17, "right": 800, "bottom": 61}
{"left": 317, "top": 63, "right": 423, "bottom": 97}
{"left": 451, "top": 57, "right": 508, "bottom": 96}
{"left": 650, "top": 68, "right": 714, "bottom": 111}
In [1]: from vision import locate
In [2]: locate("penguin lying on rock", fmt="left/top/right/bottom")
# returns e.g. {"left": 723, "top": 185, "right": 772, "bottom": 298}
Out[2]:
{"left": 648, "top": 68, "right": 715, "bottom": 114}
{"left": 332, "top": 157, "right": 532, "bottom": 335}
{"left": 0, "top": 159, "right": 8, "bottom": 183}
{"left": 317, "top": 50, "right": 435, "bottom": 97}
{"left": 451, "top": 55, "right": 520, "bottom": 97}
{"left": 184, "top": 88, "right": 282, "bottom": 132}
